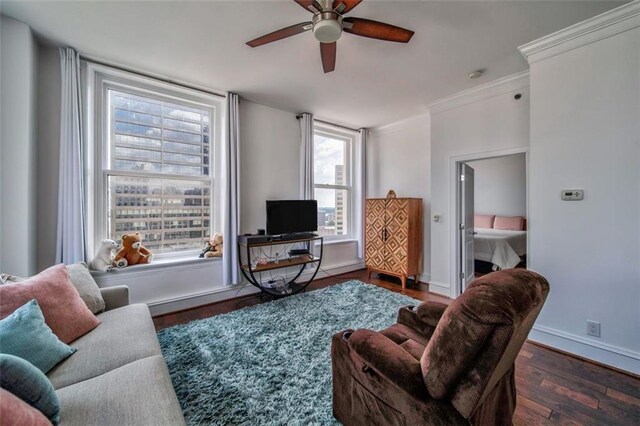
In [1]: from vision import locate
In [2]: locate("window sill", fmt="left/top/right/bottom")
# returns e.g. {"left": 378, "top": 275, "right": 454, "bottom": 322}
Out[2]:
{"left": 90, "top": 255, "right": 221, "bottom": 276}
{"left": 316, "top": 238, "right": 358, "bottom": 247}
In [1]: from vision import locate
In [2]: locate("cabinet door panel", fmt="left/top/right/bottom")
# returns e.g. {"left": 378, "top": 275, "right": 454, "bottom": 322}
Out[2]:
{"left": 385, "top": 199, "right": 409, "bottom": 274}
{"left": 365, "top": 199, "right": 387, "bottom": 270}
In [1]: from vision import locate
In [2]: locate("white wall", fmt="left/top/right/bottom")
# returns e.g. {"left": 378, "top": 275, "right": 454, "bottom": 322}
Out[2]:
{"left": 367, "top": 114, "right": 431, "bottom": 281}
{"left": 36, "top": 45, "right": 61, "bottom": 272}
{"left": 239, "top": 100, "right": 300, "bottom": 233}
{"left": 466, "top": 153, "right": 526, "bottom": 217}
{"left": 525, "top": 13, "right": 640, "bottom": 373}
{"left": 0, "top": 16, "right": 38, "bottom": 276}
{"left": 429, "top": 74, "right": 530, "bottom": 295}
{"left": 239, "top": 100, "right": 363, "bottom": 280}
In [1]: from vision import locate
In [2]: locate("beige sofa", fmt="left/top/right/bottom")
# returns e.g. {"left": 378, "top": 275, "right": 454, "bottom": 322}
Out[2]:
{"left": 46, "top": 285, "right": 185, "bottom": 425}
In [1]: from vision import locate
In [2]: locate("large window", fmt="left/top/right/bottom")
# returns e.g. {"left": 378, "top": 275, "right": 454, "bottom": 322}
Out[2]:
{"left": 89, "top": 65, "right": 222, "bottom": 258}
{"left": 313, "top": 126, "right": 354, "bottom": 238}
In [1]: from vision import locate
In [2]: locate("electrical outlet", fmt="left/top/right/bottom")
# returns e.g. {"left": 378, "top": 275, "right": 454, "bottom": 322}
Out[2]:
{"left": 586, "top": 320, "right": 601, "bottom": 337}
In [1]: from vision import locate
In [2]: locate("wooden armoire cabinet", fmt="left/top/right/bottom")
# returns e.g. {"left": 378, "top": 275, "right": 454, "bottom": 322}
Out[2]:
{"left": 365, "top": 197, "right": 423, "bottom": 289}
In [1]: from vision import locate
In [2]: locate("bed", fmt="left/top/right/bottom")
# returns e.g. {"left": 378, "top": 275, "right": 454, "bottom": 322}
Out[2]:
{"left": 474, "top": 214, "right": 526, "bottom": 270}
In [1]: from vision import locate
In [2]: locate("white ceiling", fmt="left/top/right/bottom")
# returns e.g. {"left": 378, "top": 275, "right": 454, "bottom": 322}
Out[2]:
{"left": 2, "top": 0, "right": 625, "bottom": 128}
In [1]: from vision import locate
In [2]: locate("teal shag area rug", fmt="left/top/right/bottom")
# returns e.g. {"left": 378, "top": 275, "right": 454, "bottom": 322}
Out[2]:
{"left": 157, "top": 280, "right": 420, "bottom": 425}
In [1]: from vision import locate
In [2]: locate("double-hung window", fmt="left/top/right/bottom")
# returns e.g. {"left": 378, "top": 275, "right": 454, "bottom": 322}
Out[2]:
{"left": 88, "top": 64, "right": 223, "bottom": 259}
{"left": 313, "top": 124, "right": 356, "bottom": 239}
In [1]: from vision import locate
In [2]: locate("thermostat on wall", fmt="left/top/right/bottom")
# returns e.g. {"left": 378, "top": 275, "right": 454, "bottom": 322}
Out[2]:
{"left": 561, "top": 189, "right": 584, "bottom": 201}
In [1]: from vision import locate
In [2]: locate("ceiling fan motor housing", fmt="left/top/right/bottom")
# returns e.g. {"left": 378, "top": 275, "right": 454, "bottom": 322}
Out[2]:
{"left": 313, "top": 11, "right": 343, "bottom": 43}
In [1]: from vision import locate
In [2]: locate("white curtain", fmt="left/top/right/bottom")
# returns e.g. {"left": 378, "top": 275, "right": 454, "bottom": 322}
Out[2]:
{"left": 56, "top": 47, "right": 87, "bottom": 264}
{"left": 299, "top": 113, "right": 314, "bottom": 199}
{"left": 355, "top": 128, "right": 367, "bottom": 259}
{"left": 222, "top": 93, "right": 241, "bottom": 285}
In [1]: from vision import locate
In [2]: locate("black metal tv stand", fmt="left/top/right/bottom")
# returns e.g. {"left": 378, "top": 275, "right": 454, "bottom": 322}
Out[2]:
{"left": 237, "top": 234, "right": 323, "bottom": 298}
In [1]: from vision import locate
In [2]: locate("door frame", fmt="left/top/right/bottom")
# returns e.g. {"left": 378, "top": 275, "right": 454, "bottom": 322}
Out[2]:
{"left": 449, "top": 147, "right": 530, "bottom": 298}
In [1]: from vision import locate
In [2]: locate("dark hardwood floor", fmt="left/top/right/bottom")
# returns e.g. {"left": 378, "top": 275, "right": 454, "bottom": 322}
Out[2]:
{"left": 153, "top": 270, "right": 640, "bottom": 426}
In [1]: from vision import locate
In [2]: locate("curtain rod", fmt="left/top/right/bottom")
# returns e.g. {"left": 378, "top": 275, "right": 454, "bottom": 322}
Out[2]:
{"left": 80, "top": 54, "right": 227, "bottom": 99}
{"left": 297, "top": 115, "right": 361, "bottom": 132}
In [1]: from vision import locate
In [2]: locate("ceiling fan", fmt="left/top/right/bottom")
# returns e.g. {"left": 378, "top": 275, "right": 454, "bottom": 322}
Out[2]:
{"left": 246, "top": 0, "right": 414, "bottom": 73}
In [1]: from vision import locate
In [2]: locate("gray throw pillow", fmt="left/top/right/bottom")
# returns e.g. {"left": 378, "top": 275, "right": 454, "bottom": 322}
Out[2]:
{"left": 0, "top": 263, "right": 106, "bottom": 314}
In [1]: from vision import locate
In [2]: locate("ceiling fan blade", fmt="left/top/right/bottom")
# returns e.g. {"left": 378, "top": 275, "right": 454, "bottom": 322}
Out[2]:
{"left": 332, "top": 0, "right": 363, "bottom": 14}
{"left": 320, "top": 42, "right": 336, "bottom": 73}
{"left": 343, "top": 17, "right": 414, "bottom": 43}
{"left": 293, "top": 0, "right": 323, "bottom": 13}
{"left": 246, "top": 22, "right": 313, "bottom": 48}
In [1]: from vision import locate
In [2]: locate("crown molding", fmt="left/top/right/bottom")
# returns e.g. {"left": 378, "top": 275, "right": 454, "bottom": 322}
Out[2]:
{"left": 371, "top": 112, "right": 429, "bottom": 132}
{"left": 519, "top": 1, "right": 640, "bottom": 64}
{"left": 426, "top": 70, "right": 529, "bottom": 115}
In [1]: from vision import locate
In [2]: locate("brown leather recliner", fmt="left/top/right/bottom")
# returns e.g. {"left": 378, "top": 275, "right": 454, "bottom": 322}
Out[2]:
{"left": 332, "top": 269, "right": 550, "bottom": 425}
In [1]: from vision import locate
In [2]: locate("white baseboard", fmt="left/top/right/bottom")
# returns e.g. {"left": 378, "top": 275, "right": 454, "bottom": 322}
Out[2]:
{"left": 529, "top": 324, "right": 640, "bottom": 375}
{"left": 149, "top": 261, "right": 366, "bottom": 317}
{"left": 148, "top": 284, "right": 259, "bottom": 316}
{"left": 304, "top": 260, "right": 365, "bottom": 280}
{"left": 418, "top": 273, "right": 431, "bottom": 284}
{"left": 427, "top": 280, "right": 450, "bottom": 297}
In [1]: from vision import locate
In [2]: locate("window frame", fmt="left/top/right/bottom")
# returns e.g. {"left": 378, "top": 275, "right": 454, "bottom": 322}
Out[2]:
{"left": 313, "top": 123, "right": 357, "bottom": 241}
{"left": 85, "top": 63, "right": 224, "bottom": 260}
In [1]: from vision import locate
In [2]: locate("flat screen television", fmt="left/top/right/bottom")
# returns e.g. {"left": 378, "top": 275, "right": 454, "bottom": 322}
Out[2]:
{"left": 266, "top": 200, "right": 317, "bottom": 236}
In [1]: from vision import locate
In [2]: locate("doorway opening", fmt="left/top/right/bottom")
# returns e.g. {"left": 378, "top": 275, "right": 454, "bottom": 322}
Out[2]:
{"left": 454, "top": 150, "right": 528, "bottom": 296}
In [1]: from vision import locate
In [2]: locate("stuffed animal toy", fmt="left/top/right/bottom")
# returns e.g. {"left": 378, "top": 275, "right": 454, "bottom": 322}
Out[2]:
{"left": 199, "top": 233, "right": 223, "bottom": 258}
{"left": 113, "top": 232, "right": 153, "bottom": 268}
{"left": 88, "top": 239, "right": 118, "bottom": 272}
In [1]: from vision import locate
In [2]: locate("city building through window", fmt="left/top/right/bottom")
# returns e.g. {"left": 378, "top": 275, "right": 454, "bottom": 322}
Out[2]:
{"left": 313, "top": 125, "right": 355, "bottom": 239}
{"left": 87, "top": 64, "right": 223, "bottom": 259}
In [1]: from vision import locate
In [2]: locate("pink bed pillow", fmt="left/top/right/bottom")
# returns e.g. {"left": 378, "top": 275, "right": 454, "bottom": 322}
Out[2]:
{"left": 494, "top": 216, "right": 525, "bottom": 231}
{"left": 474, "top": 214, "right": 495, "bottom": 229}
{"left": 0, "top": 389, "right": 52, "bottom": 426}
{"left": 0, "top": 264, "right": 100, "bottom": 344}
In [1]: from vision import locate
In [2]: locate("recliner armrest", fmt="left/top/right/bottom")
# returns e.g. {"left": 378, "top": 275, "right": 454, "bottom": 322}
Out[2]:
{"left": 100, "top": 285, "right": 130, "bottom": 311}
{"left": 348, "top": 329, "right": 427, "bottom": 400}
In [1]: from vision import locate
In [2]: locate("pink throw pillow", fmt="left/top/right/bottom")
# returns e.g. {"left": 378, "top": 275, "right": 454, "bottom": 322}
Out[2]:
{"left": 0, "top": 389, "right": 52, "bottom": 426}
{"left": 0, "top": 264, "right": 100, "bottom": 344}
{"left": 494, "top": 216, "right": 525, "bottom": 231}
{"left": 474, "top": 214, "right": 495, "bottom": 229}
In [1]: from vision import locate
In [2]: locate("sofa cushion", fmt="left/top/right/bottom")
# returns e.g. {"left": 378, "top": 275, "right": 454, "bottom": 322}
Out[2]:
{"left": 0, "top": 389, "right": 52, "bottom": 426}
{"left": 47, "top": 304, "right": 161, "bottom": 389}
{"left": 2, "top": 263, "right": 106, "bottom": 315}
{"left": 0, "top": 354, "right": 61, "bottom": 425}
{"left": 0, "top": 300, "right": 76, "bottom": 373}
{"left": 0, "top": 264, "right": 101, "bottom": 344}
{"left": 56, "top": 355, "right": 185, "bottom": 426}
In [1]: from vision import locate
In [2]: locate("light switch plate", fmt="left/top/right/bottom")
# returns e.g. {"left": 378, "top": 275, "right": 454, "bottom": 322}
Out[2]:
{"left": 561, "top": 189, "right": 584, "bottom": 201}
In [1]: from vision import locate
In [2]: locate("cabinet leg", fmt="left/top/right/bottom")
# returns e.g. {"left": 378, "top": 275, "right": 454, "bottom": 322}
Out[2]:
{"left": 367, "top": 269, "right": 373, "bottom": 279}
{"left": 401, "top": 275, "right": 406, "bottom": 289}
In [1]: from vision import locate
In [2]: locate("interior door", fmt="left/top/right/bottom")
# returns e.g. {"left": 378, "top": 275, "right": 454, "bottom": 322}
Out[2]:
{"left": 365, "top": 199, "right": 387, "bottom": 271}
{"left": 460, "top": 163, "right": 475, "bottom": 292}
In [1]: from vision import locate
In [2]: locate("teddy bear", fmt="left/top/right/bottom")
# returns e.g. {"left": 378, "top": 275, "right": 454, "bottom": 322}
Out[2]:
{"left": 113, "top": 232, "right": 154, "bottom": 268}
{"left": 88, "top": 239, "right": 119, "bottom": 272}
{"left": 199, "top": 232, "right": 223, "bottom": 258}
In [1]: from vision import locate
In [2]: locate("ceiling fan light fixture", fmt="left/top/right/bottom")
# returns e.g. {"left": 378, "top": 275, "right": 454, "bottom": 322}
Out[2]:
{"left": 313, "top": 12, "right": 343, "bottom": 43}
